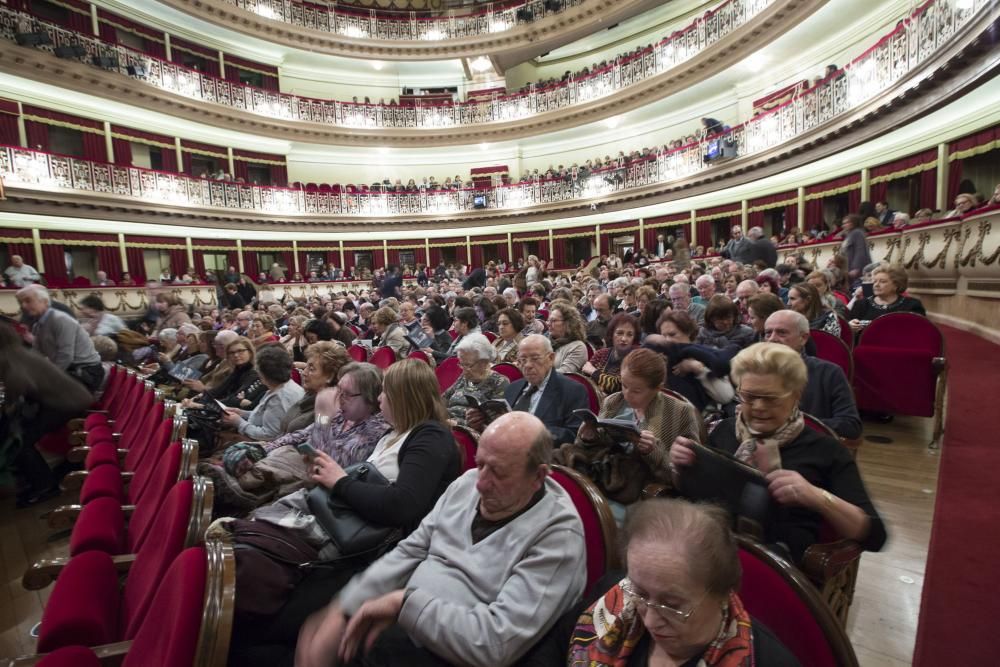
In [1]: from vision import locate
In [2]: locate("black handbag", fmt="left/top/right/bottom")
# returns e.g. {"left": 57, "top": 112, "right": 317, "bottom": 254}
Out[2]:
{"left": 306, "top": 462, "right": 401, "bottom": 558}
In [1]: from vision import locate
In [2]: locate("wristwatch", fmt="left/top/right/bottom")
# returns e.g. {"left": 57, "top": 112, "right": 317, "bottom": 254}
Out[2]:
{"left": 821, "top": 489, "right": 835, "bottom": 506}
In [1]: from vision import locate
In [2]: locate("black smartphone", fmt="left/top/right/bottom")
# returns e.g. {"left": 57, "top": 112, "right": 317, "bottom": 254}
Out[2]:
{"left": 862, "top": 283, "right": 874, "bottom": 299}
{"left": 296, "top": 442, "right": 319, "bottom": 460}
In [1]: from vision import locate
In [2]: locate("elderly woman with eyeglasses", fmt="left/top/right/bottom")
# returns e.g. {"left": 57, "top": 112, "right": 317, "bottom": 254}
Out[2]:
{"left": 442, "top": 333, "right": 509, "bottom": 429}
{"left": 670, "top": 343, "right": 886, "bottom": 561}
{"left": 542, "top": 498, "right": 800, "bottom": 667}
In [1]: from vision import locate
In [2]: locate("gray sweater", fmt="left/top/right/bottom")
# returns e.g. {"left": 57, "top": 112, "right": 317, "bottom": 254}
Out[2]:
{"left": 338, "top": 470, "right": 587, "bottom": 667}
{"left": 31, "top": 308, "right": 101, "bottom": 370}
{"left": 236, "top": 380, "right": 305, "bottom": 441}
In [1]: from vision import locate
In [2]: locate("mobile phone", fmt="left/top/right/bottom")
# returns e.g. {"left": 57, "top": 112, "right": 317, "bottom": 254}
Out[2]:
{"left": 214, "top": 399, "right": 230, "bottom": 412}
{"left": 862, "top": 283, "right": 874, "bottom": 299}
{"left": 296, "top": 442, "right": 319, "bottom": 459}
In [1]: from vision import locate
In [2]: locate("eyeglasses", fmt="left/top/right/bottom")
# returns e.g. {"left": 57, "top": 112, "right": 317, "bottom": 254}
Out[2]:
{"left": 228, "top": 348, "right": 251, "bottom": 355}
{"left": 338, "top": 390, "right": 363, "bottom": 400}
{"left": 736, "top": 387, "right": 793, "bottom": 406}
{"left": 620, "top": 578, "right": 704, "bottom": 623}
{"left": 516, "top": 354, "right": 547, "bottom": 365}
{"left": 458, "top": 359, "right": 486, "bottom": 370}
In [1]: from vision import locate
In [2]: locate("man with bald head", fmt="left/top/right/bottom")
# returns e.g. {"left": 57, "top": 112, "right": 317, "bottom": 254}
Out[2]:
{"left": 295, "top": 412, "right": 586, "bottom": 667}
{"left": 764, "top": 310, "right": 861, "bottom": 438}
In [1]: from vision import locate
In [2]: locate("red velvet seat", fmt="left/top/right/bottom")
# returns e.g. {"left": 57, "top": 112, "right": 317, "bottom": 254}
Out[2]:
{"left": 36, "top": 646, "right": 102, "bottom": 667}
{"left": 492, "top": 362, "right": 523, "bottom": 382}
{"left": 82, "top": 386, "right": 157, "bottom": 455}
{"left": 370, "top": 346, "right": 396, "bottom": 369}
{"left": 810, "top": 330, "right": 854, "bottom": 383}
{"left": 852, "top": 313, "right": 946, "bottom": 443}
{"left": 483, "top": 331, "right": 497, "bottom": 342}
{"left": 78, "top": 419, "right": 175, "bottom": 504}
{"left": 408, "top": 349, "right": 431, "bottom": 365}
{"left": 435, "top": 356, "right": 462, "bottom": 392}
{"left": 737, "top": 536, "right": 859, "bottom": 667}
{"left": 563, "top": 372, "right": 602, "bottom": 413}
{"left": 347, "top": 344, "right": 369, "bottom": 362}
{"left": 549, "top": 465, "right": 618, "bottom": 591}
{"left": 836, "top": 315, "right": 852, "bottom": 349}
{"left": 451, "top": 426, "right": 479, "bottom": 471}
{"left": 36, "top": 479, "right": 202, "bottom": 652}
{"left": 83, "top": 399, "right": 165, "bottom": 472}
{"left": 67, "top": 441, "right": 193, "bottom": 556}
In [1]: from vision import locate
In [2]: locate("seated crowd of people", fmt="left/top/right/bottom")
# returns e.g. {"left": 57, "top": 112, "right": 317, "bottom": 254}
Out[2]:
{"left": 2, "top": 200, "right": 947, "bottom": 666}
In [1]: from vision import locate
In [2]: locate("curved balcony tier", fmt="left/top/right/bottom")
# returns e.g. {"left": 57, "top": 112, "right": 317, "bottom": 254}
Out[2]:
{"left": 0, "top": 0, "right": 820, "bottom": 145}
{"left": 0, "top": 0, "right": 994, "bottom": 232}
{"left": 155, "top": 0, "right": 662, "bottom": 62}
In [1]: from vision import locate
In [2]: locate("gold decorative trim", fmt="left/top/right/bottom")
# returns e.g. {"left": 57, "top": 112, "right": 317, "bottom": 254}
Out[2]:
{"left": 170, "top": 42, "right": 219, "bottom": 62}
{"left": 40, "top": 238, "right": 120, "bottom": 247}
{"left": 22, "top": 114, "right": 104, "bottom": 136}
{"left": 804, "top": 182, "right": 861, "bottom": 201}
{"left": 110, "top": 132, "right": 175, "bottom": 151}
{"left": 869, "top": 160, "right": 937, "bottom": 184}
{"left": 98, "top": 18, "right": 166, "bottom": 44}
{"left": 748, "top": 197, "right": 798, "bottom": 212}
{"left": 181, "top": 146, "right": 229, "bottom": 159}
{"left": 0, "top": 236, "right": 33, "bottom": 243}
{"left": 694, "top": 208, "right": 741, "bottom": 222}
{"left": 232, "top": 155, "right": 285, "bottom": 166}
{"left": 949, "top": 139, "right": 998, "bottom": 162}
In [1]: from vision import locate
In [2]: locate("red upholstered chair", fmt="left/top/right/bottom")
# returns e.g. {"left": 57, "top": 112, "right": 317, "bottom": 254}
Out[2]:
{"left": 451, "top": 425, "right": 479, "bottom": 472}
{"left": 290, "top": 368, "right": 302, "bottom": 385}
{"left": 563, "top": 372, "right": 603, "bottom": 413}
{"left": 370, "top": 346, "right": 396, "bottom": 370}
{"left": 407, "top": 349, "right": 431, "bottom": 365}
{"left": 347, "top": 345, "right": 369, "bottom": 362}
{"left": 35, "top": 426, "right": 74, "bottom": 458}
{"left": 71, "top": 276, "right": 92, "bottom": 287}
{"left": 737, "top": 536, "right": 859, "bottom": 667}
{"left": 852, "top": 313, "right": 947, "bottom": 444}
{"left": 75, "top": 377, "right": 149, "bottom": 444}
{"left": 44, "top": 440, "right": 200, "bottom": 557}
{"left": 537, "top": 309, "right": 549, "bottom": 321}
{"left": 810, "top": 330, "right": 854, "bottom": 383}
{"left": 435, "top": 356, "right": 462, "bottom": 392}
{"left": 492, "top": 362, "right": 523, "bottom": 382}
{"left": 23, "top": 541, "right": 235, "bottom": 667}
{"left": 448, "top": 329, "right": 459, "bottom": 340}
{"left": 549, "top": 465, "right": 618, "bottom": 591}
{"left": 30, "top": 478, "right": 211, "bottom": 654}
{"left": 483, "top": 331, "right": 497, "bottom": 342}
{"left": 836, "top": 315, "right": 853, "bottom": 349}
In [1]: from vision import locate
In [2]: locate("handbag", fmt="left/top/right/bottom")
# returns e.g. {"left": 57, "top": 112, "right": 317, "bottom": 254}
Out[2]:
{"left": 306, "top": 462, "right": 401, "bottom": 558}
{"left": 230, "top": 519, "right": 319, "bottom": 618}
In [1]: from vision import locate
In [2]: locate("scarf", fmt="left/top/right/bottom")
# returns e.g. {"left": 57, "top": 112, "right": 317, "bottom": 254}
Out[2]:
{"left": 568, "top": 580, "right": 755, "bottom": 667}
{"left": 732, "top": 407, "right": 804, "bottom": 474}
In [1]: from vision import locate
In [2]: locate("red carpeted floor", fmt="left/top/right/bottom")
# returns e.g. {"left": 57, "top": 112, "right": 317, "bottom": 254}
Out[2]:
{"left": 913, "top": 326, "right": 999, "bottom": 665}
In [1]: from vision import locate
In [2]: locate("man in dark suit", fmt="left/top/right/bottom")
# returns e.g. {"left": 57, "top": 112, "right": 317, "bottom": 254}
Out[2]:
{"left": 467, "top": 335, "right": 587, "bottom": 445}
{"left": 745, "top": 226, "right": 778, "bottom": 268}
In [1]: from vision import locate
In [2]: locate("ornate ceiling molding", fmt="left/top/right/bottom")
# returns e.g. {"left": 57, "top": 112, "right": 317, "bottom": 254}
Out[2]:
{"left": 1, "top": 7, "right": 997, "bottom": 233}
{"left": 155, "top": 0, "right": 663, "bottom": 62}
{"left": 0, "top": 0, "right": 824, "bottom": 147}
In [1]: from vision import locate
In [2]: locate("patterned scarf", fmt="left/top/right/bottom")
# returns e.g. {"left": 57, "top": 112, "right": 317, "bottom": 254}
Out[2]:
{"left": 732, "top": 406, "right": 804, "bottom": 474}
{"left": 567, "top": 580, "right": 755, "bottom": 667}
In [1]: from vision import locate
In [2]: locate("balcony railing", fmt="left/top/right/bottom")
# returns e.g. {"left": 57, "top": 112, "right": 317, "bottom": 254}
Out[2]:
{"left": 0, "top": 0, "right": 988, "bottom": 219}
{"left": 0, "top": 0, "right": 774, "bottom": 131}
{"left": 230, "top": 0, "right": 582, "bottom": 41}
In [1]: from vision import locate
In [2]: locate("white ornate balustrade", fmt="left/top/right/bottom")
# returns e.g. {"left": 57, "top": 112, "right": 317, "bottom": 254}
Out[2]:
{"left": 0, "top": 0, "right": 773, "bottom": 131}
{"left": 0, "top": 0, "right": 988, "bottom": 219}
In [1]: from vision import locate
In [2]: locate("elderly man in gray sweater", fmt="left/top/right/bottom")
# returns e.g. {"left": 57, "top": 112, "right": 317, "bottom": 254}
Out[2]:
{"left": 295, "top": 411, "right": 587, "bottom": 667}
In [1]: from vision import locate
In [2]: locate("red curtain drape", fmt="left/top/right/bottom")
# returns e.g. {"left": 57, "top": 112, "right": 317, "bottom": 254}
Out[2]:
{"left": 869, "top": 180, "right": 888, "bottom": 204}
{"left": 233, "top": 159, "right": 249, "bottom": 182}
{"left": 847, "top": 187, "right": 861, "bottom": 213}
{"left": 242, "top": 250, "right": 259, "bottom": 279}
{"left": 551, "top": 237, "right": 566, "bottom": 269}
{"left": 169, "top": 248, "right": 188, "bottom": 276}
{"left": 428, "top": 244, "right": 442, "bottom": 267}
{"left": 24, "top": 120, "right": 48, "bottom": 151}
{"left": 805, "top": 198, "right": 825, "bottom": 230}
{"left": 947, "top": 160, "right": 964, "bottom": 203}
{"left": 385, "top": 248, "right": 401, "bottom": 268}
{"left": 96, "top": 246, "right": 122, "bottom": 281}
{"left": 785, "top": 203, "right": 798, "bottom": 231}
{"left": 469, "top": 244, "right": 483, "bottom": 269}
{"left": 270, "top": 163, "right": 288, "bottom": 187}
{"left": 41, "top": 245, "right": 68, "bottom": 285}
{"left": 81, "top": 131, "right": 106, "bottom": 162}
{"left": 98, "top": 21, "right": 116, "bottom": 43}
{"left": 123, "top": 246, "right": 146, "bottom": 284}
{"left": 160, "top": 145, "right": 178, "bottom": 173}
{"left": 920, "top": 168, "right": 937, "bottom": 210}
{"left": 0, "top": 112, "right": 19, "bottom": 146}
{"left": 111, "top": 136, "right": 132, "bottom": 165}
{"left": 6, "top": 242, "right": 36, "bottom": 267}
{"left": 695, "top": 220, "right": 713, "bottom": 249}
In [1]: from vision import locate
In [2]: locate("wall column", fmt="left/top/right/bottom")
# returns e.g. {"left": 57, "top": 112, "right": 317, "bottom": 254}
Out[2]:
{"left": 638, "top": 218, "right": 645, "bottom": 249}
{"left": 425, "top": 238, "right": 431, "bottom": 269}
{"left": 506, "top": 233, "right": 512, "bottom": 263}
{"left": 384, "top": 240, "right": 389, "bottom": 269}
{"left": 740, "top": 201, "right": 748, "bottom": 234}
{"left": 185, "top": 237, "right": 194, "bottom": 270}
{"left": 90, "top": 4, "right": 99, "bottom": 36}
{"left": 339, "top": 241, "right": 345, "bottom": 270}
{"left": 32, "top": 229, "right": 44, "bottom": 273}
{"left": 118, "top": 233, "right": 128, "bottom": 272}
{"left": 103, "top": 121, "right": 114, "bottom": 163}
{"left": 236, "top": 239, "right": 245, "bottom": 273}
{"left": 797, "top": 186, "right": 806, "bottom": 232}
{"left": 547, "top": 230, "right": 553, "bottom": 264}
{"left": 227, "top": 147, "right": 235, "bottom": 177}
{"left": 860, "top": 167, "right": 870, "bottom": 201}
{"left": 16, "top": 102, "right": 26, "bottom": 148}
{"left": 594, "top": 224, "right": 600, "bottom": 257}
{"left": 937, "top": 143, "right": 949, "bottom": 211}
{"left": 164, "top": 33, "right": 172, "bottom": 61}
{"left": 293, "top": 240, "right": 300, "bottom": 273}
{"left": 689, "top": 211, "right": 697, "bottom": 246}
{"left": 219, "top": 51, "right": 227, "bottom": 80}
{"left": 174, "top": 137, "right": 184, "bottom": 174}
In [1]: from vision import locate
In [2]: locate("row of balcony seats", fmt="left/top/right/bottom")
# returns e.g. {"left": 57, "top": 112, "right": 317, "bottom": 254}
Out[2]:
{"left": 12, "top": 367, "right": 233, "bottom": 667}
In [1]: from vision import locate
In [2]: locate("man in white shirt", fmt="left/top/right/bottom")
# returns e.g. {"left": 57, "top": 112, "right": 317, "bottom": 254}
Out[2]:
{"left": 4, "top": 255, "right": 41, "bottom": 287}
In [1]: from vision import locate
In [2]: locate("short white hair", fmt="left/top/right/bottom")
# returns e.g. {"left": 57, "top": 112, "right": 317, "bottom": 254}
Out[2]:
{"left": 16, "top": 284, "right": 49, "bottom": 303}
{"left": 695, "top": 275, "right": 715, "bottom": 287}
{"left": 748, "top": 226, "right": 764, "bottom": 239}
{"left": 759, "top": 268, "right": 780, "bottom": 281}
{"left": 503, "top": 287, "right": 519, "bottom": 298}
{"left": 158, "top": 328, "right": 178, "bottom": 342}
{"left": 455, "top": 333, "right": 496, "bottom": 362}
{"left": 768, "top": 309, "right": 809, "bottom": 335}
{"left": 668, "top": 283, "right": 689, "bottom": 296}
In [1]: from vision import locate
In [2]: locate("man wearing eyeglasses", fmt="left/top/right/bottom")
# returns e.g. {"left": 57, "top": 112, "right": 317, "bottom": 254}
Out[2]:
{"left": 764, "top": 311, "right": 861, "bottom": 438}
{"left": 499, "top": 335, "right": 588, "bottom": 445}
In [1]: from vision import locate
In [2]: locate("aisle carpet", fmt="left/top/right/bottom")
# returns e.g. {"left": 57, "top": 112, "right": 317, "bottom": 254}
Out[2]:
{"left": 912, "top": 326, "right": 998, "bottom": 665}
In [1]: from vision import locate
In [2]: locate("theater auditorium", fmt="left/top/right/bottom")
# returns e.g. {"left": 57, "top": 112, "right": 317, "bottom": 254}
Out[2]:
{"left": 0, "top": 0, "right": 997, "bottom": 664}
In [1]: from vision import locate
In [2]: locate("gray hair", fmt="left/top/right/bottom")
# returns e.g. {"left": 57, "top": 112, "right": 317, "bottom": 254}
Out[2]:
{"left": 502, "top": 287, "right": 519, "bottom": 299}
{"left": 748, "top": 226, "right": 764, "bottom": 239}
{"left": 758, "top": 268, "right": 780, "bottom": 281}
{"left": 15, "top": 284, "right": 50, "bottom": 303}
{"left": 338, "top": 362, "right": 383, "bottom": 410}
{"left": 695, "top": 275, "right": 715, "bottom": 287}
{"left": 668, "top": 283, "right": 689, "bottom": 296}
{"left": 455, "top": 332, "right": 496, "bottom": 362}
{"left": 158, "top": 328, "right": 178, "bottom": 343}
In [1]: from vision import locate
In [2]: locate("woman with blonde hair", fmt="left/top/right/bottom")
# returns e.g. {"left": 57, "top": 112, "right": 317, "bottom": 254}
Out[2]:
{"left": 370, "top": 306, "right": 410, "bottom": 360}
{"left": 547, "top": 300, "right": 588, "bottom": 374}
{"left": 670, "top": 342, "right": 886, "bottom": 560}
{"left": 848, "top": 265, "right": 925, "bottom": 333}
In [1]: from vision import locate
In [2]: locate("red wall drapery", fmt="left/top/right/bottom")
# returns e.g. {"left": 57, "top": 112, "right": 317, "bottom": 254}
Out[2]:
{"left": 24, "top": 120, "right": 48, "bottom": 151}
{"left": 169, "top": 248, "right": 189, "bottom": 276}
{"left": 0, "top": 110, "right": 19, "bottom": 146}
{"left": 96, "top": 246, "right": 122, "bottom": 282}
{"left": 41, "top": 244, "right": 68, "bottom": 284}
{"left": 81, "top": 130, "right": 106, "bottom": 162}
{"left": 644, "top": 214, "right": 689, "bottom": 249}
{"left": 125, "top": 246, "right": 146, "bottom": 284}
{"left": 1, "top": 228, "right": 36, "bottom": 266}
{"left": 111, "top": 137, "right": 132, "bottom": 165}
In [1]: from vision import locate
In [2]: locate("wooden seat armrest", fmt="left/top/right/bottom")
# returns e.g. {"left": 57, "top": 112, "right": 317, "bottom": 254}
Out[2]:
{"left": 60, "top": 470, "right": 89, "bottom": 491}
{"left": 47, "top": 504, "right": 84, "bottom": 530}
{"left": 932, "top": 356, "right": 947, "bottom": 374}
{"left": 6, "top": 641, "right": 132, "bottom": 667}
{"left": 67, "top": 445, "right": 90, "bottom": 463}
{"left": 122, "top": 504, "right": 136, "bottom": 517}
{"left": 641, "top": 483, "right": 671, "bottom": 500}
{"left": 801, "top": 539, "right": 863, "bottom": 584}
{"left": 111, "top": 554, "right": 137, "bottom": 573}
{"left": 69, "top": 430, "right": 88, "bottom": 446}
{"left": 22, "top": 557, "right": 70, "bottom": 590}
{"left": 121, "top": 472, "right": 134, "bottom": 485}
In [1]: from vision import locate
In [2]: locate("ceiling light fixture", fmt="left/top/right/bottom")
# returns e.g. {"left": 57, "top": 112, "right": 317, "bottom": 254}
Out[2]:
{"left": 371, "top": 61, "right": 384, "bottom": 71}
{"left": 470, "top": 57, "right": 492, "bottom": 73}
{"left": 744, "top": 53, "right": 769, "bottom": 72}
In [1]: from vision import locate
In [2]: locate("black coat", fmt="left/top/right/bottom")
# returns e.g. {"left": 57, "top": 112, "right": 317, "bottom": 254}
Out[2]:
{"left": 504, "top": 370, "right": 589, "bottom": 445}
{"left": 746, "top": 238, "right": 778, "bottom": 268}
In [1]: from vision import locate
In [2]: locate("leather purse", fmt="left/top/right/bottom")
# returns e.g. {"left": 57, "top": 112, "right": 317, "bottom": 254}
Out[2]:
{"left": 306, "top": 462, "right": 401, "bottom": 558}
